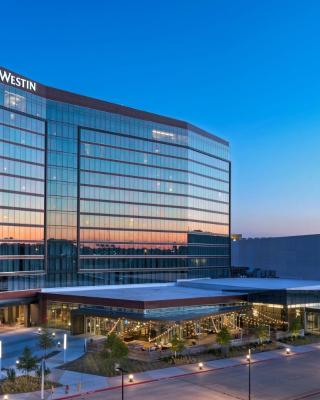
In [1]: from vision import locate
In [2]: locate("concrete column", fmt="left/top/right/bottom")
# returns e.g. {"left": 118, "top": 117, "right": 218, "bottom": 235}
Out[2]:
{"left": 24, "top": 305, "right": 31, "bottom": 327}
{"left": 4, "top": 307, "right": 9, "bottom": 324}
{"left": 8, "top": 307, "right": 14, "bottom": 324}
{"left": 38, "top": 297, "right": 48, "bottom": 326}
{"left": 30, "top": 304, "right": 40, "bottom": 326}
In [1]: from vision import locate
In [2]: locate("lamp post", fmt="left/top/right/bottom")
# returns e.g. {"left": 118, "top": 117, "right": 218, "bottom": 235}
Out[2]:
{"left": 63, "top": 333, "right": 67, "bottom": 363}
{"left": 115, "top": 364, "right": 128, "bottom": 400}
{"left": 40, "top": 358, "right": 46, "bottom": 400}
{"left": 246, "top": 349, "right": 251, "bottom": 400}
{"left": 0, "top": 340, "right": 2, "bottom": 378}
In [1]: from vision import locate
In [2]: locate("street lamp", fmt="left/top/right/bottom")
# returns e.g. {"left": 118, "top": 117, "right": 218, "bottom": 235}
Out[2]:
{"left": 40, "top": 358, "right": 46, "bottom": 400}
{"left": 115, "top": 364, "right": 128, "bottom": 400}
{"left": 247, "top": 348, "right": 251, "bottom": 400}
{"left": 63, "top": 333, "right": 67, "bottom": 363}
{"left": 0, "top": 340, "right": 2, "bottom": 378}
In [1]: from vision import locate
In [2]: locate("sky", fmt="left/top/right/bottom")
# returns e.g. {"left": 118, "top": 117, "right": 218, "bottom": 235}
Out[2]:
{"left": 1, "top": 0, "right": 320, "bottom": 238}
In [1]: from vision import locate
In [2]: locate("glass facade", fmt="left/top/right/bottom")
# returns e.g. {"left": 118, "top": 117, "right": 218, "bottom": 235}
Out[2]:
{"left": 0, "top": 72, "right": 231, "bottom": 290}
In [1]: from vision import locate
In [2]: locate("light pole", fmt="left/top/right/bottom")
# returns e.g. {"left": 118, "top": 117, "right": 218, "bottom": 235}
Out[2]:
{"left": 63, "top": 333, "right": 67, "bottom": 362}
{"left": 115, "top": 364, "right": 128, "bottom": 400}
{"left": 63, "top": 333, "right": 67, "bottom": 363}
{"left": 0, "top": 340, "right": 2, "bottom": 378}
{"left": 246, "top": 348, "right": 251, "bottom": 400}
{"left": 41, "top": 358, "right": 46, "bottom": 400}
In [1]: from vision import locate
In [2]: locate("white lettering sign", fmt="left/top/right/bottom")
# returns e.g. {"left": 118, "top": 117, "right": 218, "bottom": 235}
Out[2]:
{"left": 0, "top": 69, "right": 37, "bottom": 92}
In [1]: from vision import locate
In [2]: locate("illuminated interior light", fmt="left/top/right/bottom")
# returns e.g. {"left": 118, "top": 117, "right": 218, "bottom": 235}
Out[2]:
{"left": 152, "top": 129, "right": 175, "bottom": 138}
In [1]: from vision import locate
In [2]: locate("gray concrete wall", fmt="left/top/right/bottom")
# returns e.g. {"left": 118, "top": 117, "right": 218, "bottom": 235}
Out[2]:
{"left": 232, "top": 234, "right": 320, "bottom": 280}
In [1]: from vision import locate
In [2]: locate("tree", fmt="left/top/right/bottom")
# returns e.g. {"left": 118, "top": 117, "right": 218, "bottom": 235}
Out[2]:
{"left": 255, "top": 325, "right": 269, "bottom": 344}
{"left": 38, "top": 329, "right": 55, "bottom": 358}
{"left": 290, "top": 317, "right": 302, "bottom": 338}
{"left": 171, "top": 335, "right": 185, "bottom": 358}
{"left": 104, "top": 333, "right": 129, "bottom": 360}
{"left": 216, "top": 326, "right": 231, "bottom": 355}
{"left": 17, "top": 346, "right": 38, "bottom": 376}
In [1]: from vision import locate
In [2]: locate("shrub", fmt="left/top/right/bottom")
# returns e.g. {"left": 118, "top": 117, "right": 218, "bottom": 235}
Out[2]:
{"left": 104, "top": 333, "right": 129, "bottom": 360}
{"left": 6, "top": 368, "right": 16, "bottom": 382}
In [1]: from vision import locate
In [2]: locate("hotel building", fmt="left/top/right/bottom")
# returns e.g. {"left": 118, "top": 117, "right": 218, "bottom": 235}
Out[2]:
{"left": 0, "top": 66, "right": 231, "bottom": 302}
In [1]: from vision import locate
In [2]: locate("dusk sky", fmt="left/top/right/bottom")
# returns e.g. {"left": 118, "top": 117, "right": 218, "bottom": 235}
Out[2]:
{"left": 2, "top": 0, "right": 320, "bottom": 238}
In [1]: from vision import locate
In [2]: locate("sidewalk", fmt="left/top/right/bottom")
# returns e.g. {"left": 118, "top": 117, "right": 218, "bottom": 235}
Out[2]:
{"left": 4, "top": 341, "right": 320, "bottom": 400}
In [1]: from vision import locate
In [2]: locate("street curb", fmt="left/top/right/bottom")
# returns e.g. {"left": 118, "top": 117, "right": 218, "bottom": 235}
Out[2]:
{"left": 54, "top": 347, "right": 318, "bottom": 400}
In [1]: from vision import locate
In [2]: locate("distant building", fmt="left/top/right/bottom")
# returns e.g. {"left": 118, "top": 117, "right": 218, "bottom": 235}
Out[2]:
{"left": 231, "top": 233, "right": 242, "bottom": 241}
{"left": 232, "top": 234, "right": 320, "bottom": 280}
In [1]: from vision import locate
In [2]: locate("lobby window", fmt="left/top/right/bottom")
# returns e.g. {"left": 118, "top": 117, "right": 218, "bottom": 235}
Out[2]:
{"left": 4, "top": 91, "right": 26, "bottom": 113}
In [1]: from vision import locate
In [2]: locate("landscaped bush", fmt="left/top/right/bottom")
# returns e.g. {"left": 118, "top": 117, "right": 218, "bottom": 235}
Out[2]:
{"left": 0, "top": 376, "right": 58, "bottom": 395}
{"left": 61, "top": 352, "right": 168, "bottom": 377}
{"left": 279, "top": 334, "right": 320, "bottom": 345}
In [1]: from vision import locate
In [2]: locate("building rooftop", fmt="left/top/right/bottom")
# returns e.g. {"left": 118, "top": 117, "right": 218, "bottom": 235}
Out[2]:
{"left": 43, "top": 283, "right": 242, "bottom": 302}
{"left": 42, "top": 278, "right": 320, "bottom": 304}
{"left": 178, "top": 278, "right": 320, "bottom": 292}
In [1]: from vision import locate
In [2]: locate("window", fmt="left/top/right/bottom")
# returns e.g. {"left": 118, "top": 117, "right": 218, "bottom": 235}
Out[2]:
{"left": 4, "top": 91, "right": 26, "bottom": 112}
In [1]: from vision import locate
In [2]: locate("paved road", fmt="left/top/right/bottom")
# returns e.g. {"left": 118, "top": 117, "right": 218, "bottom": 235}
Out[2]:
{"left": 80, "top": 351, "right": 320, "bottom": 400}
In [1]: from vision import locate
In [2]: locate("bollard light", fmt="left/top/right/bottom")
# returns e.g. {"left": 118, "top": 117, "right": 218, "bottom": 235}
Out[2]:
{"left": 52, "top": 332, "right": 56, "bottom": 337}
{"left": 286, "top": 347, "right": 291, "bottom": 355}
{"left": 4, "top": 395, "right": 8, "bottom": 400}
{"left": 128, "top": 374, "right": 134, "bottom": 383}
{"left": 198, "top": 362, "right": 203, "bottom": 370}
{"left": 246, "top": 354, "right": 251, "bottom": 362}
{"left": 38, "top": 327, "right": 42, "bottom": 334}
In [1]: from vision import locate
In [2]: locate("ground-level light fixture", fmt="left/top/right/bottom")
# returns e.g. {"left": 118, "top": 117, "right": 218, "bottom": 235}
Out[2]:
{"left": 246, "top": 353, "right": 251, "bottom": 362}
{"left": 198, "top": 362, "right": 204, "bottom": 370}
{"left": 4, "top": 395, "right": 8, "bottom": 400}
{"left": 128, "top": 374, "right": 134, "bottom": 383}
{"left": 38, "top": 327, "right": 42, "bottom": 334}
{"left": 15, "top": 360, "right": 19, "bottom": 365}
{"left": 286, "top": 348, "right": 291, "bottom": 355}
{"left": 52, "top": 332, "right": 56, "bottom": 337}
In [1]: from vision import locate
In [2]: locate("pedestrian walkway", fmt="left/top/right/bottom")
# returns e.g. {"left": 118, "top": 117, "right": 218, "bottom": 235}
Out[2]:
{"left": 4, "top": 341, "right": 320, "bottom": 399}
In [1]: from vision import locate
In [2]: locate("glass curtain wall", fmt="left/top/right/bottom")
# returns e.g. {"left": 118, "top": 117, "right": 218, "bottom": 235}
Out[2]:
{"left": 0, "top": 79, "right": 230, "bottom": 288}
